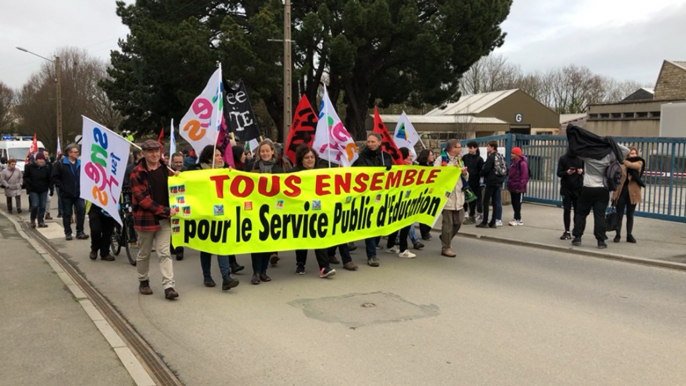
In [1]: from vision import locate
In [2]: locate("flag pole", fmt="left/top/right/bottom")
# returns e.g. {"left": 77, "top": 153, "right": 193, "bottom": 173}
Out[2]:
{"left": 324, "top": 86, "right": 331, "bottom": 168}
{"left": 212, "top": 62, "right": 222, "bottom": 169}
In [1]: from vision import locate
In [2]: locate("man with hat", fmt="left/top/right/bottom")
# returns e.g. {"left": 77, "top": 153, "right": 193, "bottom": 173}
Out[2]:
{"left": 24, "top": 151, "right": 53, "bottom": 228}
{"left": 506, "top": 147, "right": 529, "bottom": 226}
{"left": 130, "top": 140, "right": 180, "bottom": 300}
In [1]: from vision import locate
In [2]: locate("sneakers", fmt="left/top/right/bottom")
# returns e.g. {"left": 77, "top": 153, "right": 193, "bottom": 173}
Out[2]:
{"left": 204, "top": 276, "right": 216, "bottom": 287}
{"left": 441, "top": 248, "right": 457, "bottom": 258}
{"left": 139, "top": 280, "right": 153, "bottom": 295}
{"left": 571, "top": 237, "right": 581, "bottom": 246}
{"left": 367, "top": 257, "right": 380, "bottom": 267}
{"left": 65, "top": 234, "right": 73, "bottom": 241}
{"left": 386, "top": 246, "right": 400, "bottom": 254}
{"left": 343, "top": 261, "right": 358, "bottom": 271}
{"left": 320, "top": 267, "right": 336, "bottom": 278}
{"left": 508, "top": 219, "right": 523, "bottom": 226}
{"left": 598, "top": 240, "right": 607, "bottom": 249}
{"left": 222, "top": 276, "right": 239, "bottom": 291}
{"left": 560, "top": 231, "right": 572, "bottom": 240}
{"left": 495, "top": 220, "right": 503, "bottom": 227}
{"left": 475, "top": 213, "right": 484, "bottom": 222}
{"left": 76, "top": 232, "right": 89, "bottom": 240}
{"left": 398, "top": 250, "right": 416, "bottom": 259}
{"left": 296, "top": 264, "right": 306, "bottom": 275}
{"left": 164, "top": 287, "right": 179, "bottom": 300}
{"left": 413, "top": 242, "right": 424, "bottom": 250}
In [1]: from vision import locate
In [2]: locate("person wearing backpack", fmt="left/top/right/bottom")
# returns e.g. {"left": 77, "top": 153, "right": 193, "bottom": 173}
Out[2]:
{"left": 476, "top": 141, "right": 506, "bottom": 228}
{"left": 566, "top": 125, "right": 629, "bottom": 249}
{"left": 507, "top": 147, "right": 529, "bottom": 226}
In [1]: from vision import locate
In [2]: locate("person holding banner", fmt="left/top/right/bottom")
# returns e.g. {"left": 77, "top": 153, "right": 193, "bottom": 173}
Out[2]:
{"left": 170, "top": 152, "right": 186, "bottom": 260}
{"left": 130, "top": 140, "right": 179, "bottom": 300}
{"left": 354, "top": 133, "right": 394, "bottom": 267}
{"left": 386, "top": 148, "right": 417, "bottom": 259}
{"left": 416, "top": 149, "right": 436, "bottom": 240}
{"left": 434, "top": 139, "right": 468, "bottom": 258}
{"left": 290, "top": 145, "right": 336, "bottom": 278}
{"left": 186, "top": 146, "right": 240, "bottom": 290}
{"left": 51, "top": 145, "right": 88, "bottom": 241}
{"left": 88, "top": 202, "right": 116, "bottom": 261}
{"left": 246, "top": 140, "right": 283, "bottom": 284}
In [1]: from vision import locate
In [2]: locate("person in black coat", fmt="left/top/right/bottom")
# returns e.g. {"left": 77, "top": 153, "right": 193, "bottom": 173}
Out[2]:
{"left": 51, "top": 145, "right": 89, "bottom": 240}
{"left": 24, "top": 152, "right": 53, "bottom": 228}
{"left": 353, "top": 133, "right": 392, "bottom": 267}
{"left": 557, "top": 151, "right": 584, "bottom": 239}
{"left": 416, "top": 149, "right": 436, "bottom": 240}
{"left": 461, "top": 141, "right": 484, "bottom": 223}
{"left": 477, "top": 141, "right": 505, "bottom": 228}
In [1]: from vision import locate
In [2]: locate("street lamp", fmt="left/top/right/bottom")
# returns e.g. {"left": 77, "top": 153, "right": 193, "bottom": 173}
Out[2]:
{"left": 16, "top": 47, "right": 63, "bottom": 150}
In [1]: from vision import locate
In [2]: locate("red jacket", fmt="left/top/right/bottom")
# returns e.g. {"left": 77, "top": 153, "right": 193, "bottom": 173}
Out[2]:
{"left": 130, "top": 158, "right": 172, "bottom": 232}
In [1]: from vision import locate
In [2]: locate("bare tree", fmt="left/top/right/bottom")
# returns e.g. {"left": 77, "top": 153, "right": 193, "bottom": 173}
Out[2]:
{"left": 14, "top": 47, "right": 121, "bottom": 151}
{"left": 0, "top": 81, "right": 14, "bottom": 131}
{"left": 461, "top": 54, "right": 523, "bottom": 94}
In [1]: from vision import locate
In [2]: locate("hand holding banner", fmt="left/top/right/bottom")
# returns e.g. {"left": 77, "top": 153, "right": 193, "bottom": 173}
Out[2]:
{"left": 80, "top": 116, "right": 131, "bottom": 225}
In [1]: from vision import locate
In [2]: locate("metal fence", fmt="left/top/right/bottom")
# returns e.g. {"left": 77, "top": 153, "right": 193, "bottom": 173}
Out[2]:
{"left": 461, "top": 134, "right": 686, "bottom": 223}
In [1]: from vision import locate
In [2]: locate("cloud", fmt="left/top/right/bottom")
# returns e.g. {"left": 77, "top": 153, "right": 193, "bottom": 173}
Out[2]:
{"left": 496, "top": 1, "right": 686, "bottom": 84}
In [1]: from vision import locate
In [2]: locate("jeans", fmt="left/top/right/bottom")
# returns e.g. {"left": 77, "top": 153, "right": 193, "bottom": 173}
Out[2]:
{"left": 328, "top": 244, "right": 352, "bottom": 264}
{"left": 89, "top": 209, "right": 115, "bottom": 257}
{"left": 56, "top": 188, "right": 62, "bottom": 216}
{"left": 251, "top": 253, "right": 271, "bottom": 274}
{"left": 200, "top": 252, "right": 231, "bottom": 278}
{"left": 364, "top": 236, "right": 381, "bottom": 258}
{"left": 61, "top": 196, "right": 86, "bottom": 236}
{"left": 137, "top": 221, "right": 175, "bottom": 289}
{"left": 510, "top": 192, "right": 523, "bottom": 221}
{"left": 481, "top": 186, "right": 501, "bottom": 225}
{"left": 29, "top": 191, "right": 48, "bottom": 223}
{"left": 408, "top": 225, "right": 420, "bottom": 244}
{"left": 615, "top": 187, "right": 636, "bottom": 238}
{"left": 561, "top": 187, "right": 581, "bottom": 232}
{"left": 573, "top": 187, "right": 610, "bottom": 242}
{"left": 387, "top": 226, "right": 411, "bottom": 252}
{"left": 495, "top": 186, "right": 502, "bottom": 221}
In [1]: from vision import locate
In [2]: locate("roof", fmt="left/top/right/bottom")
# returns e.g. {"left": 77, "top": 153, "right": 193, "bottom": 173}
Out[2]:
{"left": 668, "top": 61, "right": 686, "bottom": 71}
{"left": 374, "top": 114, "right": 508, "bottom": 125}
{"left": 560, "top": 114, "right": 587, "bottom": 124}
{"left": 426, "top": 90, "right": 518, "bottom": 116}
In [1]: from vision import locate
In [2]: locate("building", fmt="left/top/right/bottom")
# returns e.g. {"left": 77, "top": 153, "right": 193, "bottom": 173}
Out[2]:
{"left": 586, "top": 60, "right": 686, "bottom": 137}
{"left": 367, "top": 89, "right": 560, "bottom": 141}
{"left": 560, "top": 113, "right": 587, "bottom": 133}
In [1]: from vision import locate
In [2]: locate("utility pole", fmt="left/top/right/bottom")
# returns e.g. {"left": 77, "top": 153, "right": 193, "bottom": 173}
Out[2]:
{"left": 55, "top": 56, "right": 63, "bottom": 148}
{"left": 283, "top": 0, "right": 292, "bottom": 142}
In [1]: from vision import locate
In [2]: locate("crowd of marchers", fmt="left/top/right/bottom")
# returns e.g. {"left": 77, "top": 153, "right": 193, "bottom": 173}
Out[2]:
{"left": 1, "top": 125, "right": 644, "bottom": 301}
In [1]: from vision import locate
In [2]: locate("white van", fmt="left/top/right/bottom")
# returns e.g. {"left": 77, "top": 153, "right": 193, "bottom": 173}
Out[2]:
{"left": 0, "top": 139, "right": 47, "bottom": 172}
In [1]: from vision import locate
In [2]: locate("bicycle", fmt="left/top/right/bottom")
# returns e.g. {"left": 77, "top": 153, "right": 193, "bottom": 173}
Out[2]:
{"left": 111, "top": 188, "right": 139, "bottom": 266}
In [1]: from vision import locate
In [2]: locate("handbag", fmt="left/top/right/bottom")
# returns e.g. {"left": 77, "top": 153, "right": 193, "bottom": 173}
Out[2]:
{"left": 605, "top": 204, "right": 619, "bottom": 231}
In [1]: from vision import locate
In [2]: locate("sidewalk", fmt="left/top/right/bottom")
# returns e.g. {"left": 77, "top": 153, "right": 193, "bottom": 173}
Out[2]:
{"left": 449, "top": 203, "right": 686, "bottom": 269}
{"left": 0, "top": 210, "right": 143, "bottom": 386}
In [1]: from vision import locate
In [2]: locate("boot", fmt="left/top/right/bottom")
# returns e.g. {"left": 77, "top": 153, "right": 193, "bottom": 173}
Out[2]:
{"left": 222, "top": 275, "right": 239, "bottom": 291}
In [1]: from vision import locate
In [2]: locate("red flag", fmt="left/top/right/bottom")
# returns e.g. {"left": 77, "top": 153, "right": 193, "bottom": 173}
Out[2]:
{"left": 373, "top": 107, "right": 403, "bottom": 165}
{"left": 26, "top": 133, "right": 37, "bottom": 161}
{"left": 158, "top": 127, "right": 164, "bottom": 144}
{"left": 285, "top": 95, "right": 318, "bottom": 165}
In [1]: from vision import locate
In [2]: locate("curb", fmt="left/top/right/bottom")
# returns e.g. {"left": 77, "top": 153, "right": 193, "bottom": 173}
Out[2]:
{"left": 456, "top": 229, "right": 686, "bottom": 272}
{"left": 0, "top": 209, "right": 157, "bottom": 386}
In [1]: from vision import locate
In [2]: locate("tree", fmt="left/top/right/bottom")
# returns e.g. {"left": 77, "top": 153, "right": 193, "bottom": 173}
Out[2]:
{"left": 460, "top": 54, "right": 522, "bottom": 94}
{"left": 0, "top": 81, "right": 14, "bottom": 132}
{"left": 105, "top": 0, "right": 513, "bottom": 140}
{"left": 14, "top": 47, "right": 120, "bottom": 151}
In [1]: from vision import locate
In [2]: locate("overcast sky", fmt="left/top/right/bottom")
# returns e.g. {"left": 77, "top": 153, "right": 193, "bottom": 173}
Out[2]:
{"left": 1, "top": 0, "right": 686, "bottom": 91}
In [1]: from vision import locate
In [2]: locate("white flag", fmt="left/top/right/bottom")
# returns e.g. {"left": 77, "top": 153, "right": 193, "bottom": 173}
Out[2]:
{"left": 312, "top": 86, "right": 359, "bottom": 166}
{"left": 394, "top": 112, "right": 420, "bottom": 160}
{"left": 179, "top": 66, "right": 223, "bottom": 157}
{"left": 79, "top": 116, "right": 131, "bottom": 226}
{"left": 244, "top": 138, "right": 260, "bottom": 155}
{"left": 169, "top": 118, "right": 176, "bottom": 159}
{"left": 56, "top": 137, "right": 62, "bottom": 158}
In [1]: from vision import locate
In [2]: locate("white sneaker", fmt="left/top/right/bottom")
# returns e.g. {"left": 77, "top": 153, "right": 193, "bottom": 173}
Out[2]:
{"left": 386, "top": 246, "right": 399, "bottom": 254}
{"left": 476, "top": 214, "right": 483, "bottom": 222}
{"left": 496, "top": 220, "right": 503, "bottom": 227}
{"left": 508, "top": 219, "right": 519, "bottom": 226}
{"left": 398, "top": 250, "right": 416, "bottom": 259}
{"left": 517, "top": 220, "right": 524, "bottom": 226}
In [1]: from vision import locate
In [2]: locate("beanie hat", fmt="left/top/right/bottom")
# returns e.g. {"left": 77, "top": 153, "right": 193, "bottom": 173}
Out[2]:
{"left": 35, "top": 152, "right": 46, "bottom": 160}
{"left": 511, "top": 147, "right": 522, "bottom": 156}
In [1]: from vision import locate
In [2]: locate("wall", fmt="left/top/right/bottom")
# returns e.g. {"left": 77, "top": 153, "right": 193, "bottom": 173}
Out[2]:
{"left": 654, "top": 62, "right": 686, "bottom": 100}
{"left": 479, "top": 90, "right": 559, "bottom": 130}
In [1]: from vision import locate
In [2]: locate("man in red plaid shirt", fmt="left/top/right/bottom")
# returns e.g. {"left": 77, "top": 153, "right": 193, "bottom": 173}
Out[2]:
{"left": 130, "top": 140, "right": 180, "bottom": 300}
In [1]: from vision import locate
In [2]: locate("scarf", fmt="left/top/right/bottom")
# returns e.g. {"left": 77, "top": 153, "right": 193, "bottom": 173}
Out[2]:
{"left": 256, "top": 159, "right": 275, "bottom": 173}
{"left": 626, "top": 156, "right": 646, "bottom": 188}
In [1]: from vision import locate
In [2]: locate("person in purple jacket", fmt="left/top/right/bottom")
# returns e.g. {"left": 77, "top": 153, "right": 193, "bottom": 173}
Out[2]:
{"left": 507, "top": 147, "right": 529, "bottom": 226}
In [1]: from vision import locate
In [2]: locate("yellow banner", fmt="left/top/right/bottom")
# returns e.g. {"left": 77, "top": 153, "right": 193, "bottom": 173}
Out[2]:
{"left": 169, "top": 166, "right": 460, "bottom": 254}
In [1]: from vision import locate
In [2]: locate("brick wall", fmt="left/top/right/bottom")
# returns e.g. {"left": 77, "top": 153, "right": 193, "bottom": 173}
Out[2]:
{"left": 654, "top": 62, "right": 686, "bottom": 100}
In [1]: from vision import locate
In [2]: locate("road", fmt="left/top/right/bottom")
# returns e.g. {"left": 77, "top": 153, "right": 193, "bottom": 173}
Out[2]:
{"left": 42, "top": 221, "right": 686, "bottom": 386}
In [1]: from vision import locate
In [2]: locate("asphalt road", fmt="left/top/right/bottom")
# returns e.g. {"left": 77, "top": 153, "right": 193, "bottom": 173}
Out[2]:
{"left": 41, "top": 220, "right": 686, "bottom": 386}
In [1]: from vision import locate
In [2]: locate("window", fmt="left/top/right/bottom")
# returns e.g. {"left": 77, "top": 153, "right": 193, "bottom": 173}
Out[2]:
{"left": 637, "top": 112, "right": 648, "bottom": 118}
{"left": 611, "top": 113, "right": 622, "bottom": 119}
{"left": 589, "top": 114, "right": 599, "bottom": 119}
{"left": 650, "top": 111, "right": 661, "bottom": 118}
{"left": 600, "top": 113, "right": 610, "bottom": 119}
{"left": 623, "top": 112, "right": 634, "bottom": 119}
{"left": 8, "top": 148, "right": 29, "bottom": 159}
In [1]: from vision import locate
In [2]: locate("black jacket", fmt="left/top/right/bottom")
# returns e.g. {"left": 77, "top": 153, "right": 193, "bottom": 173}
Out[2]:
{"left": 557, "top": 153, "right": 584, "bottom": 191}
{"left": 51, "top": 157, "right": 81, "bottom": 199}
{"left": 354, "top": 147, "right": 393, "bottom": 168}
{"left": 462, "top": 152, "right": 484, "bottom": 186}
{"left": 24, "top": 162, "right": 53, "bottom": 194}
{"left": 567, "top": 124, "right": 624, "bottom": 161}
{"left": 479, "top": 152, "right": 505, "bottom": 187}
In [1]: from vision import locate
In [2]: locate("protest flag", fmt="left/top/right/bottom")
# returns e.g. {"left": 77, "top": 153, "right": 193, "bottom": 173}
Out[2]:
{"left": 312, "top": 86, "right": 359, "bottom": 167}
{"left": 219, "top": 117, "right": 235, "bottom": 168}
{"left": 394, "top": 112, "right": 421, "bottom": 160}
{"left": 285, "top": 94, "right": 318, "bottom": 165}
{"left": 56, "top": 137, "right": 62, "bottom": 158}
{"left": 373, "top": 107, "right": 403, "bottom": 165}
{"left": 26, "top": 133, "right": 37, "bottom": 160}
{"left": 169, "top": 119, "right": 176, "bottom": 159}
{"left": 224, "top": 80, "right": 260, "bottom": 142}
{"left": 179, "top": 66, "right": 223, "bottom": 157}
{"left": 245, "top": 138, "right": 259, "bottom": 156}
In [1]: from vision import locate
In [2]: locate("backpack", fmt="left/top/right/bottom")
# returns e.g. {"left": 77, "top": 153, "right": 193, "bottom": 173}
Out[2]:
{"left": 604, "top": 152, "right": 622, "bottom": 191}
{"left": 494, "top": 153, "right": 508, "bottom": 177}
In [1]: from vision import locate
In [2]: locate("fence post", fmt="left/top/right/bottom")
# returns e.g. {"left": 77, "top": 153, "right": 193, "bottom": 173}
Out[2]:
{"left": 668, "top": 142, "right": 676, "bottom": 216}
